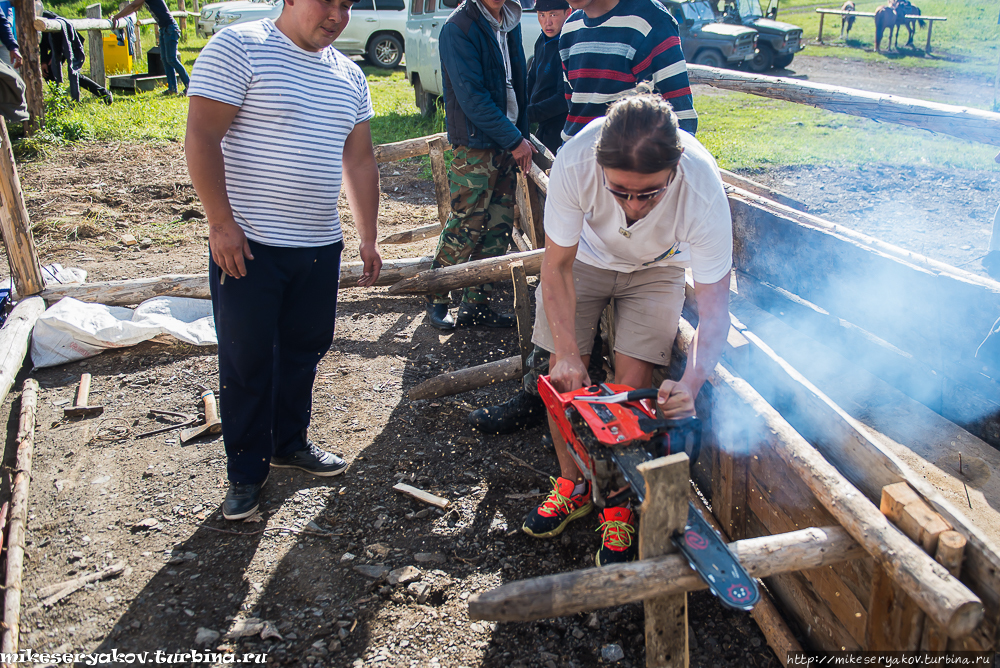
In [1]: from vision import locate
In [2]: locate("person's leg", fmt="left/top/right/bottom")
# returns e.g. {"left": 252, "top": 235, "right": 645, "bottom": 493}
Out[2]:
{"left": 271, "top": 241, "right": 344, "bottom": 466}
{"left": 462, "top": 150, "right": 516, "bottom": 306}
{"left": 159, "top": 24, "right": 178, "bottom": 92}
{"left": 79, "top": 74, "right": 113, "bottom": 103}
{"left": 165, "top": 24, "right": 190, "bottom": 90}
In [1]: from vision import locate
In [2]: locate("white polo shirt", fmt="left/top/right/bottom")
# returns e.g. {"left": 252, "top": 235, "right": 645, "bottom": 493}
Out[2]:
{"left": 543, "top": 118, "right": 733, "bottom": 284}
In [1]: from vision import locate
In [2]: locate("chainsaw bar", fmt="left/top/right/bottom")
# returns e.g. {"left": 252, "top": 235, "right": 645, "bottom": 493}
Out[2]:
{"left": 609, "top": 447, "right": 759, "bottom": 612}
{"left": 675, "top": 502, "right": 760, "bottom": 611}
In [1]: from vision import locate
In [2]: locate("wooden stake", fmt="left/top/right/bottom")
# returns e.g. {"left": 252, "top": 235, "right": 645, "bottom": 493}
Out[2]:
{"left": 0, "top": 297, "right": 44, "bottom": 408}
{"left": 639, "top": 454, "right": 690, "bottom": 668}
{"left": 12, "top": 0, "right": 43, "bottom": 131}
{"left": 380, "top": 223, "right": 441, "bottom": 245}
{"left": 523, "top": 164, "right": 546, "bottom": 248}
{"left": 922, "top": 531, "right": 967, "bottom": 651}
{"left": 1, "top": 378, "right": 39, "bottom": 657}
{"left": 387, "top": 249, "right": 543, "bottom": 296}
{"left": 467, "top": 525, "right": 864, "bottom": 621}
{"left": 177, "top": 0, "right": 187, "bottom": 41}
{"left": 373, "top": 133, "right": 447, "bottom": 163}
{"left": 392, "top": 483, "right": 449, "bottom": 509}
{"left": 510, "top": 225, "right": 531, "bottom": 252}
{"left": 0, "top": 117, "right": 44, "bottom": 296}
{"left": 35, "top": 561, "right": 126, "bottom": 608}
{"left": 86, "top": 4, "right": 105, "bottom": 88}
{"left": 408, "top": 356, "right": 522, "bottom": 401}
{"left": 427, "top": 136, "right": 450, "bottom": 226}
{"left": 509, "top": 260, "right": 532, "bottom": 372}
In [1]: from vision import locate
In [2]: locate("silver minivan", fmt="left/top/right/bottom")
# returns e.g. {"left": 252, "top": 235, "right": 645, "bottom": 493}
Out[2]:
{"left": 406, "top": 0, "right": 541, "bottom": 115}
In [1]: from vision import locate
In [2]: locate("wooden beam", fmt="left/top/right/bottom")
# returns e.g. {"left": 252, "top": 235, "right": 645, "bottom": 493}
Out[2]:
{"left": 380, "top": 223, "right": 441, "bottom": 245}
{"left": 688, "top": 66, "right": 1000, "bottom": 147}
{"left": 13, "top": 0, "right": 43, "bottom": 131}
{"left": 372, "top": 133, "right": 447, "bottom": 164}
{"left": 427, "top": 136, "right": 450, "bottom": 226}
{"left": 923, "top": 531, "right": 967, "bottom": 651}
{"left": 467, "top": 525, "right": 864, "bottom": 622}
{"left": 37, "top": 256, "right": 435, "bottom": 305}
{"left": 0, "top": 117, "right": 44, "bottom": 296}
{"left": 1, "top": 379, "right": 38, "bottom": 657}
{"left": 528, "top": 134, "right": 555, "bottom": 171}
{"left": 86, "top": 4, "right": 105, "bottom": 88}
{"left": 673, "top": 319, "right": 983, "bottom": 639}
{"left": 408, "top": 355, "right": 522, "bottom": 401}
{"left": 177, "top": 0, "right": 187, "bottom": 41}
{"left": 510, "top": 260, "right": 532, "bottom": 372}
{"left": 510, "top": 224, "right": 531, "bottom": 252}
{"left": 387, "top": 249, "right": 543, "bottom": 296}
{"left": 33, "top": 11, "right": 195, "bottom": 32}
{"left": 638, "top": 454, "right": 689, "bottom": 667}
{"left": 719, "top": 169, "right": 807, "bottom": 212}
{"left": 0, "top": 297, "right": 44, "bottom": 408}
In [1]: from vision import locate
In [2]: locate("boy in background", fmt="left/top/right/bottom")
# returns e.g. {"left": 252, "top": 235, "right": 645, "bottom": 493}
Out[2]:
{"left": 526, "top": 0, "right": 571, "bottom": 154}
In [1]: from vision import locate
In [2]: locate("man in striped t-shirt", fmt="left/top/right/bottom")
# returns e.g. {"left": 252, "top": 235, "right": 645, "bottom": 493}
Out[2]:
{"left": 185, "top": 0, "right": 382, "bottom": 520}
{"left": 559, "top": 0, "right": 698, "bottom": 140}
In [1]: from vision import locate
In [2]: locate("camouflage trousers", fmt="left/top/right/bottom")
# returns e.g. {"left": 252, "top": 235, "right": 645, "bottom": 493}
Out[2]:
{"left": 429, "top": 146, "right": 517, "bottom": 305}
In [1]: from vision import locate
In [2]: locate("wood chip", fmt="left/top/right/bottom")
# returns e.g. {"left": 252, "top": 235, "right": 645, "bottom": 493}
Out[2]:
{"left": 393, "top": 483, "right": 449, "bottom": 509}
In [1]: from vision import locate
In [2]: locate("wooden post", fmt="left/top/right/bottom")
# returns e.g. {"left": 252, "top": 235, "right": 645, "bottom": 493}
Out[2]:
{"left": 0, "top": 297, "right": 44, "bottom": 408}
{"left": 178, "top": 0, "right": 188, "bottom": 41}
{"left": 380, "top": 223, "right": 441, "bottom": 245}
{"left": 0, "top": 118, "right": 44, "bottom": 297}
{"left": 510, "top": 260, "right": 532, "bottom": 371}
{"left": 922, "top": 531, "right": 967, "bottom": 651}
{"left": 85, "top": 4, "right": 105, "bottom": 88}
{"left": 637, "top": 453, "right": 689, "bottom": 668}
{"left": 427, "top": 136, "right": 449, "bottom": 226}
{"left": 193, "top": 0, "right": 199, "bottom": 12}
{"left": 924, "top": 19, "right": 933, "bottom": 53}
{"left": 525, "top": 163, "right": 546, "bottom": 248}
{"left": 817, "top": 11, "right": 824, "bottom": 43}
{"left": 12, "top": 0, "right": 43, "bottom": 131}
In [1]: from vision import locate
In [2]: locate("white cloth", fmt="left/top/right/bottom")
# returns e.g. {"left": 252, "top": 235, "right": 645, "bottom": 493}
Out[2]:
{"left": 187, "top": 19, "right": 373, "bottom": 248}
{"left": 543, "top": 118, "right": 733, "bottom": 284}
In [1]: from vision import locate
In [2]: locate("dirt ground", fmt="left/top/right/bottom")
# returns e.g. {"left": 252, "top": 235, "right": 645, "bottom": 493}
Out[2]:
{"left": 3, "top": 54, "right": 997, "bottom": 668}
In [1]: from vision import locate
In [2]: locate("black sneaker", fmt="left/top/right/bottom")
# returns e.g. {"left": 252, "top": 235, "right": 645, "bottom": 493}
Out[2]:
{"left": 455, "top": 303, "right": 515, "bottom": 328}
{"left": 223, "top": 477, "right": 267, "bottom": 521}
{"left": 594, "top": 506, "right": 638, "bottom": 567}
{"left": 426, "top": 303, "right": 455, "bottom": 330}
{"left": 271, "top": 442, "right": 348, "bottom": 477}
{"left": 522, "top": 477, "right": 592, "bottom": 538}
{"left": 468, "top": 389, "right": 545, "bottom": 434}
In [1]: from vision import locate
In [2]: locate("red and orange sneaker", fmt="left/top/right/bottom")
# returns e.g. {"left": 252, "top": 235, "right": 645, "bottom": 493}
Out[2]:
{"left": 595, "top": 506, "right": 638, "bottom": 567}
{"left": 522, "top": 476, "right": 593, "bottom": 538}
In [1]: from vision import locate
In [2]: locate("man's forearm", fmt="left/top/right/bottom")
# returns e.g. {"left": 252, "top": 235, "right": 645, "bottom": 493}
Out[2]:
{"left": 540, "top": 261, "right": 579, "bottom": 358}
{"left": 112, "top": 0, "right": 144, "bottom": 22}
{"left": 186, "top": 132, "right": 235, "bottom": 227}
{"left": 343, "top": 156, "right": 380, "bottom": 246}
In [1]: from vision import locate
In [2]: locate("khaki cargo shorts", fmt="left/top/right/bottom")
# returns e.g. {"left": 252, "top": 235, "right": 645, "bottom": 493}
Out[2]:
{"left": 531, "top": 259, "right": 686, "bottom": 366}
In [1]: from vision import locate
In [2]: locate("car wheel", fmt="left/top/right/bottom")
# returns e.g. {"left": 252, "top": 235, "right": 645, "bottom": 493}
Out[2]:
{"left": 747, "top": 43, "right": 774, "bottom": 72}
{"left": 773, "top": 53, "right": 794, "bottom": 69}
{"left": 368, "top": 34, "right": 403, "bottom": 69}
{"left": 414, "top": 77, "right": 437, "bottom": 118}
{"left": 693, "top": 49, "right": 725, "bottom": 68}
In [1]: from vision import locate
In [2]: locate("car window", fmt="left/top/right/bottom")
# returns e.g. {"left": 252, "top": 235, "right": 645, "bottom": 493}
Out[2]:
{"left": 410, "top": 0, "right": 422, "bottom": 13}
{"left": 737, "top": 0, "right": 762, "bottom": 18}
{"left": 354, "top": 0, "right": 374, "bottom": 9}
{"left": 441, "top": 0, "right": 459, "bottom": 8}
{"left": 519, "top": 0, "right": 535, "bottom": 9}
{"left": 377, "top": 0, "right": 405, "bottom": 9}
{"left": 682, "top": 1, "right": 715, "bottom": 21}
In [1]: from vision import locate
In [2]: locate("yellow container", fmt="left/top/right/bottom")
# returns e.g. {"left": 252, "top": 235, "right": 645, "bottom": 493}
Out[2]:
{"left": 102, "top": 34, "right": 133, "bottom": 76}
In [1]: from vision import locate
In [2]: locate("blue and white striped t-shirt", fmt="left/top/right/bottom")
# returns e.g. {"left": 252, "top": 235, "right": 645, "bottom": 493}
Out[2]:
{"left": 188, "top": 20, "right": 374, "bottom": 247}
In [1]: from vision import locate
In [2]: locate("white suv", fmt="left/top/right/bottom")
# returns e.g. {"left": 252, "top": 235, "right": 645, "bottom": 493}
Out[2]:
{"left": 406, "top": 0, "right": 540, "bottom": 115}
{"left": 203, "top": 0, "right": 408, "bottom": 68}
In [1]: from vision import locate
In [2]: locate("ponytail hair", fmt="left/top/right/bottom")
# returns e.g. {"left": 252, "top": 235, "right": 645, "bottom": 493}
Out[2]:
{"left": 594, "top": 83, "right": 685, "bottom": 174}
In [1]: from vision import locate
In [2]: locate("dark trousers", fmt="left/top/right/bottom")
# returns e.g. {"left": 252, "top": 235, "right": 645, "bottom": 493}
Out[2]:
{"left": 210, "top": 239, "right": 344, "bottom": 484}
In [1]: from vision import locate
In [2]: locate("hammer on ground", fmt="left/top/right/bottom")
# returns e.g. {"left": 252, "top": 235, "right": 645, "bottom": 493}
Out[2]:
{"left": 64, "top": 373, "right": 103, "bottom": 418}
{"left": 179, "top": 389, "right": 222, "bottom": 443}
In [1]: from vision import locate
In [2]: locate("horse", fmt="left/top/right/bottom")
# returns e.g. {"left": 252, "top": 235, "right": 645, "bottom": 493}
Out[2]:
{"left": 840, "top": 0, "right": 856, "bottom": 39}
{"left": 893, "top": 0, "right": 925, "bottom": 49}
{"left": 874, "top": 2, "right": 897, "bottom": 53}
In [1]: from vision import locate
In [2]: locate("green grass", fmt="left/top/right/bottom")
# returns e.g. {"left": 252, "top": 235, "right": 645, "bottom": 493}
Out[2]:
{"left": 694, "top": 89, "right": 998, "bottom": 171}
{"left": 776, "top": 0, "right": 1000, "bottom": 77}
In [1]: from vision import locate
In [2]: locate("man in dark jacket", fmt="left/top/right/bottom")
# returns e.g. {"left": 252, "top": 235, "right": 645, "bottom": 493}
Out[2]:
{"left": 526, "top": 0, "right": 571, "bottom": 154}
{"left": 426, "top": 0, "right": 535, "bottom": 330}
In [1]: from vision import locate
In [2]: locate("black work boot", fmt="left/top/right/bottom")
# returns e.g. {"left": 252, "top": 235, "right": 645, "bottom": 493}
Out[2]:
{"left": 468, "top": 389, "right": 545, "bottom": 434}
{"left": 426, "top": 303, "right": 455, "bottom": 330}
{"left": 455, "top": 302, "right": 515, "bottom": 328}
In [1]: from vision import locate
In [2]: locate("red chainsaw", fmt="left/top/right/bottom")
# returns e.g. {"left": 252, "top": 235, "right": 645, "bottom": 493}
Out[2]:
{"left": 537, "top": 375, "right": 760, "bottom": 611}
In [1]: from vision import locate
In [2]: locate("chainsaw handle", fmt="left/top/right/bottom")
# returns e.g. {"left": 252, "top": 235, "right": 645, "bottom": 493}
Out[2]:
{"left": 626, "top": 388, "right": 660, "bottom": 402}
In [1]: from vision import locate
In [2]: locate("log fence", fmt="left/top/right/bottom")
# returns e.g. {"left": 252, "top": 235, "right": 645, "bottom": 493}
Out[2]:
{"left": 815, "top": 8, "right": 947, "bottom": 53}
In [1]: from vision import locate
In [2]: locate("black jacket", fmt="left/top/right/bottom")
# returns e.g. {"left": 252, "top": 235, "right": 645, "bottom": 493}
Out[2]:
{"left": 440, "top": 0, "right": 529, "bottom": 150}
{"left": 526, "top": 32, "right": 567, "bottom": 154}
{"left": 40, "top": 10, "right": 86, "bottom": 82}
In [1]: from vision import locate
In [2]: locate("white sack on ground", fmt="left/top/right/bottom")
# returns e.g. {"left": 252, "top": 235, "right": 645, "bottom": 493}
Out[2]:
{"left": 31, "top": 297, "right": 216, "bottom": 368}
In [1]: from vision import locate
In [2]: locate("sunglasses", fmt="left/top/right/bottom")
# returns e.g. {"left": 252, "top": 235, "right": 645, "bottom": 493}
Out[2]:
{"left": 601, "top": 169, "right": 674, "bottom": 202}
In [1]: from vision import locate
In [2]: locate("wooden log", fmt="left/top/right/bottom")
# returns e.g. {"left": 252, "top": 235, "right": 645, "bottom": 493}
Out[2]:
{"left": 510, "top": 224, "right": 531, "bottom": 252}
{"left": 1, "top": 378, "right": 38, "bottom": 657}
{"left": 408, "top": 355, "right": 522, "bottom": 401}
{"left": 523, "top": 168, "right": 546, "bottom": 250}
{"left": 36, "top": 561, "right": 126, "bottom": 608}
{"left": 0, "top": 117, "right": 44, "bottom": 296}
{"left": 387, "top": 248, "right": 544, "bottom": 296}
{"left": 638, "top": 454, "right": 689, "bottom": 668}
{"left": 719, "top": 169, "right": 807, "bottom": 212}
{"left": 689, "top": 489, "right": 804, "bottom": 664}
{"left": 13, "top": 0, "right": 43, "bottom": 131}
{"left": 34, "top": 11, "right": 205, "bottom": 32}
{"left": 177, "top": 0, "right": 187, "bottom": 40}
{"left": 510, "top": 261, "right": 532, "bottom": 371}
{"left": 427, "top": 136, "right": 450, "bottom": 226}
{"left": 36, "top": 256, "right": 435, "bottom": 305}
{"left": 688, "top": 66, "right": 1000, "bottom": 147}
{"left": 0, "top": 297, "right": 44, "bottom": 407}
{"left": 467, "top": 525, "right": 864, "bottom": 622}
{"left": 373, "top": 133, "right": 447, "bottom": 164}
{"left": 673, "top": 319, "right": 983, "bottom": 639}
{"left": 527, "top": 160, "right": 549, "bottom": 195}
{"left": 86, "top": 4, "right": 105, "bottom": 88}
{"left": 528, "top": 134, "right": 556, "bottom": 171}
{"left": 922, "top": 531, "right": 967, "bottom": 651}
{"left": 380, "top": 223, "right": 441, "bottom": 245}
{"left": 392, "top": 483, "right": 449, "bottom": 509}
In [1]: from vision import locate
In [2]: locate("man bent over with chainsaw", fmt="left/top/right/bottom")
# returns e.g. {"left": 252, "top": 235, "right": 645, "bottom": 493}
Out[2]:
{"left": 520, "top": 89, "right": 733, "bottom": 565}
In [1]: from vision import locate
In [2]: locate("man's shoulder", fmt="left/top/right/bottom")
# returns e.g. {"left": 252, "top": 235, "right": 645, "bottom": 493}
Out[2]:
{"left": 555, "top": 119, "right": 603, "bottom": 170}
{"left": 444, "top": 1, "right": 479, "bottom": 33}
{"left": 677, "top": 131, "right": 724, "bottom": 198}
{"left": 214, "top": 19, "right": 278, "bottom": 48}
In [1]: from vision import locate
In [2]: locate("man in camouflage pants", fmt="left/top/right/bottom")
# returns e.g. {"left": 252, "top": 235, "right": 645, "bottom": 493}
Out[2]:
{"left": 428, "top": 0, "right": 535, "bottom": 330}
